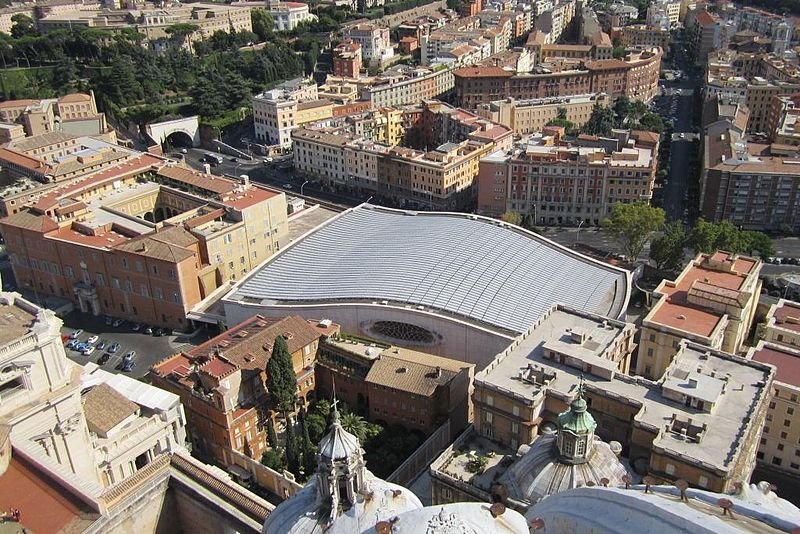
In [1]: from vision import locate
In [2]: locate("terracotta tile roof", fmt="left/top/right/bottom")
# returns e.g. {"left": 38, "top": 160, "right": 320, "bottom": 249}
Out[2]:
{"left": 49, "top": 226, "right": 129, "bottom": 249}
{"left": 0, "top": 455, "right": 97, "bottom": 533}
{"left": 156, "top": 165, "right": 236, "bottom": 195}
{"left": 82, "top": 383, "right": 139, "bottom": 435}
{"left": 0, "top": 98, "right": 36, "bottom": 109}
{"left": 200, "top": 355, "right": 239, "bottom": 379}
{"left": 772, "top": 301, "right": 800, "bottom": 333}
{"left": 751, "top": 345, "right": 800, "bottom": 387}
{"left": 7, "top": 131, "right": 78, "bottom": 153}
{"left": 186, "top": 315, "right": 324, "bottom": 373}
{"left": 0, "top": 209, "right": 59, "bottom": 233}
{"left": 221, "top": 185, "right": 279, "bottom": 210}
{"left": 454, "top": 66, "right": 514, "bottom": 78}
{"left": 58, "top": 93, "right": 92, "bottom": 103}
{"left": 631, "top": 129, "right": 660, "bottom": 146}
{"left": 695, "top": 10, "right": 716, "bottom": 27}
{"left": 150, "top": 224, "right": 199, "bottom": 249}
{"left": 365, "top": 354, "right": 458, "bottom": 396}
{"left": 585, "top": 59, "right": 628, "bottom": 70}
{"left": 0, "top": 147, "right": 52, "bottom": 174}
{"left": 114, "top": 235, "right": 196, "bottom": 263}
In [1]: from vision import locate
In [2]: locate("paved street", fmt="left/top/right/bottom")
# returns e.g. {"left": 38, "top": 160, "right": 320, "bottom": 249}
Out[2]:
{"left": 659, "top": 34, "right": 698, "bottom": 224}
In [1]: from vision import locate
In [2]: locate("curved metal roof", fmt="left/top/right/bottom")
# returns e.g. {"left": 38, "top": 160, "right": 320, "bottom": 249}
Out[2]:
{"left": 234, "top": 205, "right": 629, "bottom": 333}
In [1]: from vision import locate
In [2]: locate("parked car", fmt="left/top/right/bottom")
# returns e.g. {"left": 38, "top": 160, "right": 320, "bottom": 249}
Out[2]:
{"left": 144, "top": 326, "right": 153, "bottom": 335}
{"left": 74, "top": 342, "right": 88, "bottom": 352}
{"left": 153, "top": 327, "right": 164, "bottom": 337}
{"left": 69, "top": 329, "right": 84, "bottom": 339}
{"left": 82, "top": 346, "right": 96, "bottom": 356}
{"left": 123, "top": 350, "right": 136, "bottom": 362}
{"left": 121, "top": 360, "right": 136, "bottom": 372}
{"left": 132, "top": 323, "right": 142, "bottom": 331}
{"left": 105, "top": 316, "right": 113, "bottom": 326}
{"left": 108, "top": 342, "right": 120, "bottom": 354}
{"left": 96, "top": 339, "right": 107, "bottom": 350}
{"left": 65, "top": 339, "right": 77, "bottom": 350}
{"left": 112, "top": 318, "right": 123, "bottom": 327}
{"left": 87, "top": 335, "right": 99, "bottom": 344}
{"left": 98, "top": 353, "right": 111, "bottom": 365}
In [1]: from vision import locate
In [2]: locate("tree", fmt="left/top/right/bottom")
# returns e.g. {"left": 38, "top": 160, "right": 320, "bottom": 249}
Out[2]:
{"left": 583, "top": 104, "right": 616, "bottom": 137}
{"left": 638, "top": 112, "right": 665, "bottom": 133}
{"left": 743, "top": 230, "right": 775, "bottom": 259}
{"left": 613, "top": 46, "right": 626, "bottom": 59}
{"left": 11, "top": 14, "right": 36, "bottom": 39}
{"left": 501, "top": 210, "right": 523, "bottom": 226}
{"left": 649, "top": 222, "right": 687, "bottom": 272}
{"left": 266, "top": 335, "right": 298, "bottom": 412}
{"left": 285, "top": 418, "right": 300, "bottom": 476}
{"left": 340, "top": 412, "right": 368, "bottom": 442}
{"left": 261, "top": 448, "right": 286, "bottom": 472}
{"left": 603, "top": 202, "right": 665, "bottom": 261}
{"left": 266, "top": 418, "right": 278, "bottom": 448}
{"left": 251, "top": 9, "right": 274, "bottom": 42}
{"left": 300, "top": 416, "right": 316, "bottom": 477}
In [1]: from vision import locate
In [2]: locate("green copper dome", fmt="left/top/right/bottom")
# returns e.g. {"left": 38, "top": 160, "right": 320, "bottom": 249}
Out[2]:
{"left": 557, "top": 395, "right": 596, "bottom": 435}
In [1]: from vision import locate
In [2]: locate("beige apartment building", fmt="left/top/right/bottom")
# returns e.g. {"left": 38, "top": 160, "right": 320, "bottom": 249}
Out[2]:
{"left": 476, "top": 93, "right": 609, "bottom": 135}
{"left": 748, "top": 340, "right": 800, "bottom": 475}
{"left": 252, "top": 78, "right": 330, "bottom": 150}
{"left": 617, "top": 24, "right": 671, "bottom": 51}
{"left": 764, "top": 299, "right": 800, "bottom": 347}
{"left": 0, "top": 92, "right": 108, "bottom": 138}
{"left": 434, "top": 303, "right": 773, "bottom": 499}
{"left": 476, "top": 128, "right": 658, "bottom": 225}
{"left": 39, "top": 3, "right": 253, "bottom": 50}
{"left": 745, "top": 79, "right": 800, "bottom": 134}
{"left": 292, "top": 100, "right": 512, "bottom": 209}
{"left": 636, "top": 251, "right": 762, "bottom": 380}
{"left": 1, "top": 159, "right": 288, "bottom": 329}
{"left": 364, "top": 65, "right": 456, "bottom": 109}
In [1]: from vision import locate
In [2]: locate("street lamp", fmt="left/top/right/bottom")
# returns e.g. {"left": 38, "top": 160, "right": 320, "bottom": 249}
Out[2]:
{"left": 300, "top": 180, "right": 309, "bottom": 196}
{"left": 576, "top": 219, "right": 584, "bottom": 244}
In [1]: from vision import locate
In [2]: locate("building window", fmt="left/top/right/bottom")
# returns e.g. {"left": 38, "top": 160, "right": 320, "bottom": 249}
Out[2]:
{"left": 512, "top": 405, "right": 520, "bottom": 417}
{"left": 773, "top": 457, "right": 783, "bottom": 466}
{"left": 151, "top": 265, "right": 159, "bottom": 276}
{"left": 511, "top": 422, "right": 519, "bottom": 433}
{"left": 697, "top": 476, "right": 708, "bottom": 488}
{"left": 665, "top": 463, "right": 675, "bottom": 475}
{"left": 485, "top": 412, "right": 492, "bottom": 423}
{"left": 486, "top": 395, "right": 494, "bottom": 407}
{"left": 121, "top": 258, "right": 128, "bottom": 269}
{"left": 172, "top": 291, "right": 180, "bottom": 303}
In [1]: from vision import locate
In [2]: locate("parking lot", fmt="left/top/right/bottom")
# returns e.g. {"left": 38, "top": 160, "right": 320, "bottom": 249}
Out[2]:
{"left": 60, "top": 312, "right": 215, "bottom": 379}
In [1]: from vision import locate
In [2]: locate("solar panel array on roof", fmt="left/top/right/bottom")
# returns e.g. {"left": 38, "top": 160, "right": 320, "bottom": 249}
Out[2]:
{"left": 236, "top": 206, "right": 628, "bottom": 333}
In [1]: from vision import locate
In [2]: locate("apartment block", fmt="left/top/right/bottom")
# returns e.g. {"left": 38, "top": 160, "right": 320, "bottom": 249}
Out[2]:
{"left": 364, "top": 64, "right": 456, "bottom": 108}
{"left": 0, "top": 92, "right": 108, "bottom": 138}
{"left": 433, "top": 303, "right": 772, "bottom": 497}
{"left": 265, "top": 1, "right": 316, "bottom": 31}
{"left": 0, "top": 160, "right": 288, "bottom": 329}
{"left": 700, "top": 130, "right": 800, "bottom": 232}
{"left": 746, "top": 79, "right": 800, "bottom": 135}
{"left": 332, "top": 40, "right": 363, "bottom": 78}
{"left": 637, "top": 251, "right": 761, "bottom": 380}
{"left": 454, "top": 48, "right": 661, "bottom": 109}
{"left": 748, "top": 341, "right": 800, "bottom": 475}
{"left": 150, "top": 315, "right": 338, "bottom": 466}
{"left": 39, "top": 3, "right": 253, "bottom": 50}
{"left": 252, "top": 78, "right": 331, "bottom": 150}
{"left": 617, "top": 24, "right": 671, "bottom": 51}
{"left": 476, "top": 128, "right": 658, "bottom": 224}
{"left": 646, "top": 0, "right": 681, "bottom": 28}
{"left": 315, "top": 336, "right": 474, "bottom": 439}
{"left": 476, "top": 93, "right": 609, "bottom": 135}
{"left": 525, "top": 30, "right": 613, "bottom": 66}
{"left": 292, "top": 100, "right": 512, "bottom": 209}
{"left": 346, "top": 23, "right": 394, "bottom": 65}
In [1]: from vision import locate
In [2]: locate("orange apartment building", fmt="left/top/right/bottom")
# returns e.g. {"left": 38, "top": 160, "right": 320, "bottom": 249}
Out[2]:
{"left": 0, "top": 158, "right": 288, "bottom": 329}
{"left": 315, "top": 336, "right": 474, "bottom": 439}
{"left": 150, "top": 315, "right": 339, "bottom": 465}
{"left": 637, "top": 251, "right": 762, "bottom": 380}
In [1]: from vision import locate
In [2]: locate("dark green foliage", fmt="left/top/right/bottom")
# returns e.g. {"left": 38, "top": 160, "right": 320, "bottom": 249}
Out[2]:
{"left": 266, "top": 418, "right": 278, "bottom": 448}
{"left": 688, "top": 219, "right": 775, "bottom": 258}
{"left": 266, "top": 336, "right": 298, "bottom": 412}
{"left": 0, "top": 27, "right": 304, "bottom": 120}
{"left": 583, "top": 104, "right": 616, "bottom": 137}
{"left": 261, "top": 448, "right": 286, "bottom": 472}
{"left": 251, "top": 9, "right": 274, "bottom": 42}
{"left": 285, "top": 417, "right": 300, "bottom": 475}
{"left": 649, "top": 222, "right": 687, "bottom": 272}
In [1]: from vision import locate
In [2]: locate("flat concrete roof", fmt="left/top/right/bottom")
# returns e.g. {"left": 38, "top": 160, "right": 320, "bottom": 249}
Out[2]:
{"left": 0, "top": 300, "right": 35, "bottom": 347}
{"left": 227, "top": 204, "right": 630, "bottom": 334}
{"left": 477, "top": 307, "right": 773, "bottom": 471}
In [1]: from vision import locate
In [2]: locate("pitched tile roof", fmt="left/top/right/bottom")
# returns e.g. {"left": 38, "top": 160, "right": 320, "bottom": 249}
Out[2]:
{"left": 114, "top": 234, "right": 196, "bottom": 263}
{"left": 0, "top": 209, "right": 59, "bottom": 232}
{"left": 365, "top": 354, "right": 460, "bottom": 396}
{"left": 83, "top": 383, "right": 139, "bottom": 435}
{"left": 186, "top": 315, "right": 325, "bottom": 373}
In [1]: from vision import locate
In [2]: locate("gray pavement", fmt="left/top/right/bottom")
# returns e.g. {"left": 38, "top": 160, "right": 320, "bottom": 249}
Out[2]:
{"left": 60, "top": 312, "right": 214, "bottom": 379}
